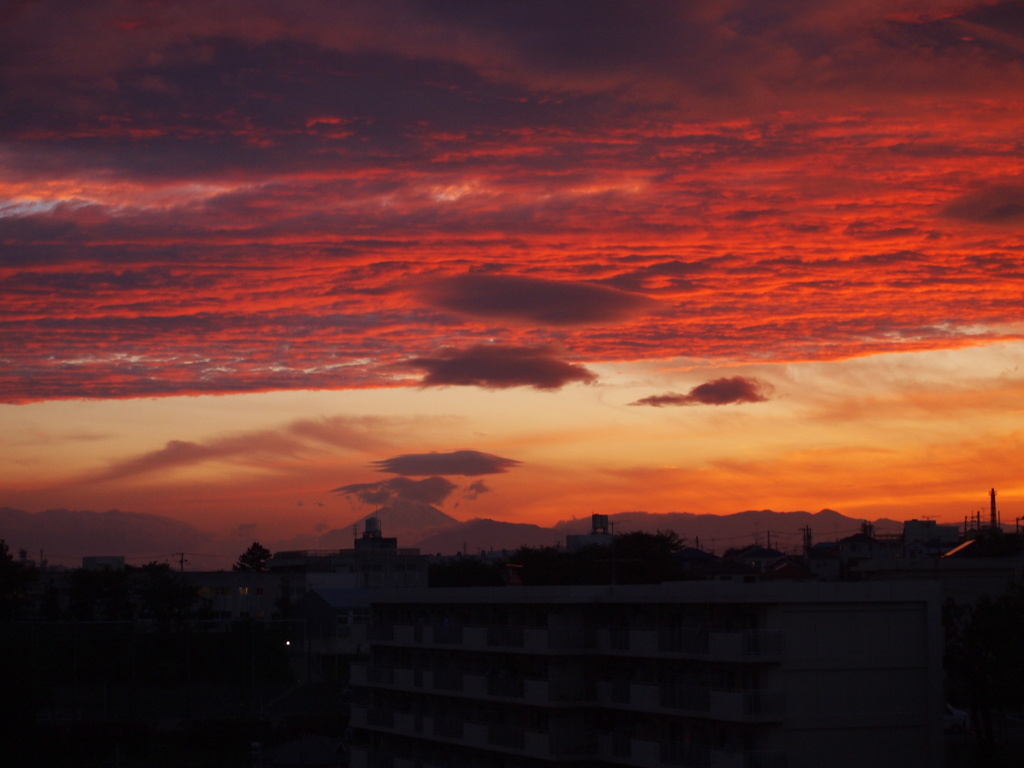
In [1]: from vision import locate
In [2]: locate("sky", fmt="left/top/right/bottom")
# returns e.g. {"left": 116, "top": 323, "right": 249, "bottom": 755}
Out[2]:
{"left": 3, "top": 0, "right": 1024, "bottom": 563}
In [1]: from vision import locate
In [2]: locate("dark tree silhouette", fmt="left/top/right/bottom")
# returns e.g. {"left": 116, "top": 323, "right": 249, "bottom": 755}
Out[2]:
{"left": 944, "top": 580, "right": 1024, "bottom": 752}
{"left": 0, "top": 539, "right": 35, "bottom": 620}
{"left": 234, "top": 541, "right": 272, "bottom": 572}
{"left": 137, "top": 561, "right": 203, "bottom": 622}
{"left": 67, "top": 565, "right": 134, "bottom": 620}
{"left": 506, "top": 530, "right": 689, "bottom": 586}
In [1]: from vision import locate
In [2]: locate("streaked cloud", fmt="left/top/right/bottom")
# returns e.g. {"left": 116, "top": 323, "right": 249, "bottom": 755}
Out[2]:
{"left": 941, "top": 182, "right": 1024, "bottom": 225}
{"left": 75, "top": 415, "right": 413, "bottom": 484}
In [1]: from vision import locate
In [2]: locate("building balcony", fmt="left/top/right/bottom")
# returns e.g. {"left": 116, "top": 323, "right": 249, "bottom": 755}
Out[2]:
{"left": 710, "top": 689, "right": 786, "bottom": 722}
{"left": 351, "top": 703, "right": 367, "bottom": 728}
{"left": 488, "top": 724, "right": 526, "bottom": 750}
{"left": 590, "top": 738, "right": 787, "bottom": 768}
{"left": 432, "top": 668, "right": 463, "bottom": 692}
{"left": 350, "top": 745, "right": 369, "bottom": 768}
{"left": 432, "top": 622, "right": 464, "bottom": 644}
{"left": 660, "top": 742, "right": 788, "bottom": 768}
{"left": 359, "top": 707, "right": 599, "bottom": 760}
{"left": 367, "top": 621, "right": 597, "bottom": 653}
{"left": 354, "top": 664, "right": 586, "bottom": 706}
{"left": 595, "top": 682, "right": 784, "bottom": 721}
{"left": 367, "top": 623, "right": 394, "bottom": 642}
{"left": 355, "top": 661, "right": 782, "bottom": 722}
{"left": 487, "top": 624, "right": 525, "bottom": 648}
{"left": 487, "top": 675, "right": 525, "bottom": 698}
{"left": 595, "top": 628, "right": 783, "bottom": 662}
{"left": 367, "top": 665, "right": 394, "bottom": 685}
{"left": 433, "top": 715, "right": 463, "bottom": 740}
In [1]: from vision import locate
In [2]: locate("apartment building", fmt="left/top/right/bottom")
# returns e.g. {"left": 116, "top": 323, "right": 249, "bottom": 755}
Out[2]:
{"left": 349, "top": 581, "right": 943, "bottom": 768}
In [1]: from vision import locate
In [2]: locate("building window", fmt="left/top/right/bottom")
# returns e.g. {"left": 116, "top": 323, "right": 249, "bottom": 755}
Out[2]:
{"left": 239, "top": 587, "right": 249, "bottom": 595}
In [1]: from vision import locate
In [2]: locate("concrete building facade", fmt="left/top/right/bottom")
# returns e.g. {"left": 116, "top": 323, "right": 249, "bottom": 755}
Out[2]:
{"left": 349, "top": 581, "right": 944, "bottom": 768}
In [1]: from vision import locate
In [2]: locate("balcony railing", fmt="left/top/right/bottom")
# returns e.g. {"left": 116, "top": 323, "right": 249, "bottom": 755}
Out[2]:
{"left": 487, "top": 624, "right": 525, "bottom": 648}
{"left": 548, "top": 626, "right": 597, "bottom": 650}
{"left": 742, "top": 689, "right": 786, "bottom": 718}
{"left": 611, "top": 732, "right": 632, "bottom": 758}
{"left": 366, "top": 707, "right": 394, "bottom": 728}
{"left": 747, "top": 751, "right": 788, "bottom": 768}
{"left": 367, "top": 665, "right": 394, "bottom": 684}
{"left": 488, "top": 724, "right": 526, "bottom": 750}
{"left": 432, "top": 623, "right": 463, "bottom": 644}
{"left": 660, "top": 741, "right": 711, "bottom": 767}
{"left": 609, "top": 626, "right": 630, "bottom": 650}
{"left": 550, "top": 728, "right": 599, "bottom": 756}
{"left": 661, "top": 744, "right": 788, "bottom": 768}
{"left": 367, "top": 623, "right": 394, "bottom": 642}
{"left": 433, "top": 716, "right": 464, "bottom": 740}
{"left": 594, "top": 683, "right": 784, "bottom": 720}
{"left": 660, "top": 683, "right": 711, "bottom": 713}
{"left": 433, "top": 668, "right": 463, "bottom": 692}
{"left": 487, "top": 675, "right": 525, "bottom": 698}
{"left": 659, "top": 628, "right": 710, "bottom": 654}
{"left": 611, "top": 677, "right": 631, "bottom": 703}
{"left": 741, "top": 630, "right": 783, "bottom": 657}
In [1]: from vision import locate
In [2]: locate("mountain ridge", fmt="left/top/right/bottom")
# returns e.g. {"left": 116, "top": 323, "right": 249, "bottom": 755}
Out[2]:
{"left": 404, "top": 508, "right": 907, "bottom": 556}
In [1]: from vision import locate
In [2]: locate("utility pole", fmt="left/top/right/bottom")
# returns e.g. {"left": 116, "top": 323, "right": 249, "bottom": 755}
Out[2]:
{"left": 610, "top": 522, "right": 616, "bottom": 586}
{"left": 175, "top": 552, "right": 188, "bottom": 572}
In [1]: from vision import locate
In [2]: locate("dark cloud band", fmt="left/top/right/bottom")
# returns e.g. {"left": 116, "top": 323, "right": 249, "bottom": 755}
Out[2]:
{"left": 425, "top": 274, "right": 658, "bottom": 326}
{"left": 632, "top": 376, "right": 772, "bottom": 407}
{"left": 372, "top": 450, "right": 521, "bottom": 477}
{"left": 411, "top": 344, "right": 597, "bottom": 390}
{"left": 333, "top": 476, "right": 458, "bottom": 506}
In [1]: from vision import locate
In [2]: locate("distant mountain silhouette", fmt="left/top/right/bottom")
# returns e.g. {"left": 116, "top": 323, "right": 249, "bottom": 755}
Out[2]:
{"left": 415, "top": 518, "right": 562, "bottom": 556}
{"left": 0, "top": 506, "right": 209, "bottom": 561}
{"left": 407, "top": 508, "right": 905, "bottom": 556}
{"left": 0, "top": 504, "right": 914, "bottom": 566}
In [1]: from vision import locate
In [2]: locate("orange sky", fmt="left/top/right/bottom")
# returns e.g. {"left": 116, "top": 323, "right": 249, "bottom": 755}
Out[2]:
{"left": 3, "top": 1, "right": 1024, "bottom": 562}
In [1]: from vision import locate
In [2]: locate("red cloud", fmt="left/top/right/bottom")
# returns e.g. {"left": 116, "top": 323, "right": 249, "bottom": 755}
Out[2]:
{"left": 2, "top": 2, "right": 1024, "bottom": 402}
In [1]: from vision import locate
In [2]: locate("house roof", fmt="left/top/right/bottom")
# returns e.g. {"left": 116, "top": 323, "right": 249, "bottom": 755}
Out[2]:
{"left": 942, "top": 539, "right": 978, "bottom": 558}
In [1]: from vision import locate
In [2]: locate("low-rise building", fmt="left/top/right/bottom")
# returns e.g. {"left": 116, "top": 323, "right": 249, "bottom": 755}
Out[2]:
{"left": 269, "top": 517, "right": 428, "bottom": 590}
